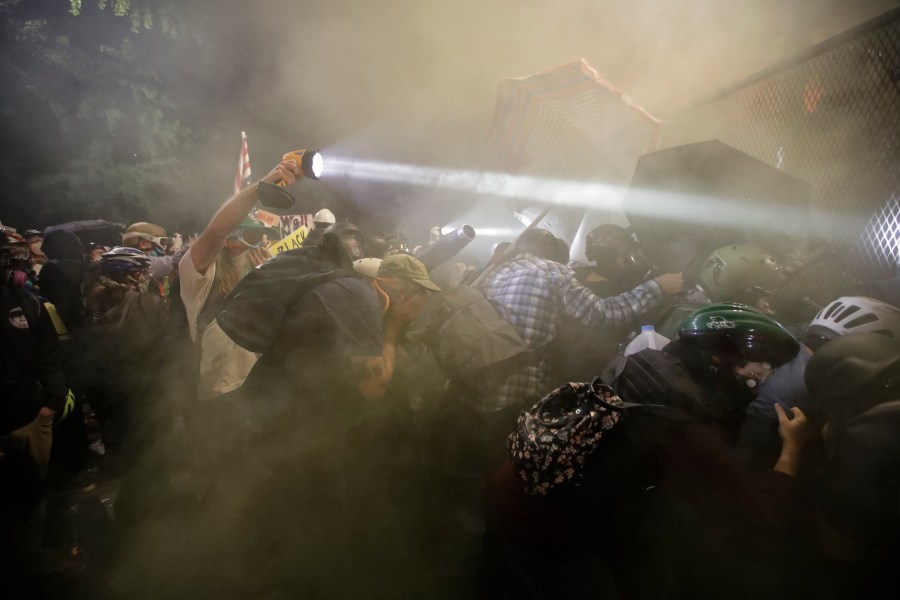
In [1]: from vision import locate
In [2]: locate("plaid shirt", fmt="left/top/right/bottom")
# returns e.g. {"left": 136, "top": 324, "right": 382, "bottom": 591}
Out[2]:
{"left": 476, "top": 253, "right": 662, "bottom": 413}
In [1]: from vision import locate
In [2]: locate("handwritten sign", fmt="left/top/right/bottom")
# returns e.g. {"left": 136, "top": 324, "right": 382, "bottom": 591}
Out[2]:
{"left": 268, "top": 227, "right": 309, "bottom": 255}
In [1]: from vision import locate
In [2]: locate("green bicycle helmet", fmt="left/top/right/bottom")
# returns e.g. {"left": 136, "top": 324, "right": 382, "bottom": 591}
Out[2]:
{"left": 678, "top": 302, "right": 799, "bottom": 368}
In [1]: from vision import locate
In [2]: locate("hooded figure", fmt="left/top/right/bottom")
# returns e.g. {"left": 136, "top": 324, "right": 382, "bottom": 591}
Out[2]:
{"left": 38, "top": 229, "right": 85, "bottom": 333}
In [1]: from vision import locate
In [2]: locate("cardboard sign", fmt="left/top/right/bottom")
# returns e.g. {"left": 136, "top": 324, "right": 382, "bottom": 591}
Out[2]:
{"left": 268, "top": 227, "right": 309, "bottom": 255}
{"left": 256, "top": 208, "right": 282, "bottom": 230}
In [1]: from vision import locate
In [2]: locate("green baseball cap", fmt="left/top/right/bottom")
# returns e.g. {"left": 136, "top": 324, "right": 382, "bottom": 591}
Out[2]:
{"left": 377, "top": 254, "right": 441, "bottom": 292}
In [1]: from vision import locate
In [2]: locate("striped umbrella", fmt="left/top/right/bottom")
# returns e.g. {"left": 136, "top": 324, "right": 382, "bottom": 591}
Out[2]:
{"left": 490, "top": 58, "right": 662, "bottom": 180}
{"left": 489, "top": 59, "right": 663, "bottom": 254}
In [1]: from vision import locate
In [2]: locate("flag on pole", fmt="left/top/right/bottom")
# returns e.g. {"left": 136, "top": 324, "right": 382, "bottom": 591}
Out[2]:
{"left": 234, "top": 131, "right": 252, "bottom": 194}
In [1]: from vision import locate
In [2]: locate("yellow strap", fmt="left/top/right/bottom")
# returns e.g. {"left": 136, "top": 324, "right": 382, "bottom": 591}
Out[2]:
{"left": 62, "top": 389, "right": 76, "bottom": 420}
{"left": 42, "top": 301, "right": 70, "bottom": 341}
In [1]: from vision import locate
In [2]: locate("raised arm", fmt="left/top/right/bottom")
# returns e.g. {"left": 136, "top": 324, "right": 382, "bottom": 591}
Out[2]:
{"left": 189, "top": 159, "right": 300, "bottom": 275}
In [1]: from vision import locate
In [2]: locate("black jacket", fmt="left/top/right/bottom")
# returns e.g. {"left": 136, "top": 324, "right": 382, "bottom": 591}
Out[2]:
{"left": 1, "top": 286, "right": 68, "bottom": 434}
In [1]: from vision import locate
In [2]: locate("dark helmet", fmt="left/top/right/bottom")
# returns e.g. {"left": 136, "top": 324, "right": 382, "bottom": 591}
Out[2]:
{"left": 678, "top": 302, "right": 799, "bottom": 368}
{"left": 805, "top": 333, "right": 900, "bottom": 425}
{"left": 323, "top": 221, "right": 365, "bottom": 261}
{"left": 585, "top": 224, "right": 631, "bottom": 261}
{"left": 99, "top": 246, "right": 151, "bottom": 280}
{"left": 585, "top": 224, "right": 647, "bottom": 280}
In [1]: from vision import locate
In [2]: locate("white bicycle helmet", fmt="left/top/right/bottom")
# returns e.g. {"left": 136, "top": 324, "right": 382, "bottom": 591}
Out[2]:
{"left": 352, "top": 257, "right": 382, "bottom": 279}
{"left": 807, "top": 296, "right": 900, "bottom": 349}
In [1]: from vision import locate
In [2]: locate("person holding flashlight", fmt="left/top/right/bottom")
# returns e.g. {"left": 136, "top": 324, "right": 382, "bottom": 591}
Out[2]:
{"left": 179, "top": 158, "right": 298, "bottom": 401}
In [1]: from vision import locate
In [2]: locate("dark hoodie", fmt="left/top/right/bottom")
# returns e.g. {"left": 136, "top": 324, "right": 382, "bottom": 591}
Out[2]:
{"left": 1, "top": 285, "right": 68, "bottom": 433}
{"left": 37, "top": 229, "right": 85, "bottom": 333}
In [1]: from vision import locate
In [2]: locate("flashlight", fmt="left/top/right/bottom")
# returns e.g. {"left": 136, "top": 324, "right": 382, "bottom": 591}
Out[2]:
{"left": 257, "top": 149, "right": 324, "bottom": 210}
{"left": 282, "top": 149, "right": 324, "bottom": 181}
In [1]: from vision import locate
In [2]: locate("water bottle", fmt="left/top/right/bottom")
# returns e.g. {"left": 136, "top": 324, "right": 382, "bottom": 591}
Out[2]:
{"left": 624, "top": 325, "right": 671, "bottom": 356}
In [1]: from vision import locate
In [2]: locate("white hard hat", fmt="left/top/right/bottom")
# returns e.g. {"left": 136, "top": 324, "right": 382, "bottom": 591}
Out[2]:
{"left": 313, "top": 208, "right": 336, "bottom": 225}
{"left": 353, "top": 257, "right": 383, "bottom": 279}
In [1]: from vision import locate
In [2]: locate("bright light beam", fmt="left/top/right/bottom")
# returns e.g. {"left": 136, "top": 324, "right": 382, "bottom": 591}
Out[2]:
{"left": 324, "top": 156, "right": 849, "bottom": 242}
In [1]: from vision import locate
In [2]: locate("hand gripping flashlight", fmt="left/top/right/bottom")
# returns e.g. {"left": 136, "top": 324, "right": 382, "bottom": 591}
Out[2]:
{"left": 257, "top": 149, "right": 324, "bottom": 210}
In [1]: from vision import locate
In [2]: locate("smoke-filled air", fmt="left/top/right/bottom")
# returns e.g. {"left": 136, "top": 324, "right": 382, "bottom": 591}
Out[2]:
{"left": 2, "top": 1, "right": 900, "bottom": 599}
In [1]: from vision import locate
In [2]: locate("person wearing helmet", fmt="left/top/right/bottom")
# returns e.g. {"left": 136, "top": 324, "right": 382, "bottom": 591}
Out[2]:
{"left": 736, "top": 296, "right": 900, "bottom": 472}
{"left": 296, "top": 208, "right": 336, "bottom": 250}
{"left": 124, "top": 221, "right": 180, "bottom": 284}
{"left": 87, "top": 246, "right": 154, "bottom": 323}
{"left": 312, "top": 208, "right": 336, "bottom": 229}
{"left": 1, "top": 228, "right": 71, "bottom": 591}
{"left": 180, "top": 158, "right": 301, "bottom": 400}
{"left": 697, "top": 244, "right": 785, "bottom": 314}
{"left": 803, "top": 333, "right": 900, "bottom": 597}
{"left": 123, "top": 222, "right": 169, "bottom": 256}
{"left": 575, "top": 224, "right": 650, "bottom": 296}
{"left": 322, "top": 221, "right": 366, "bottom": 261}
{"left": 805, "top": 295, "right": 900, "bottom": 350}
{"left": 84, "top": 246, "right": 166, "bottom": 458}
{"left": 461, "top": 227, "right": 686, "bottom": 504}
{"left": 478, "top": 227, "right": 683, "bottom": 414}
{"left": 22, "top": 229, "right": 45, "bottom": 273}
{"left": 486, "top": 303, "right": 813, "bottom": 598}
{"left": 1, "top": 227, "right": 68, "bottom": 434}
{"left": 0, "top": 227, "right": 33, "bottom": 289}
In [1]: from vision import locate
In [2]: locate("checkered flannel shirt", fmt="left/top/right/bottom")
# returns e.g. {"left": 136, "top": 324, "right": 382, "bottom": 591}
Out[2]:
{"left": 476, "top": 253, "right": 663, "bottom": 413}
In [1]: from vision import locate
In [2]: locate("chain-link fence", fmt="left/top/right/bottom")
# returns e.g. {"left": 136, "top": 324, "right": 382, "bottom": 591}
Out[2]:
{"left": 662, "top": 7, "right": 900, "bottom": 309}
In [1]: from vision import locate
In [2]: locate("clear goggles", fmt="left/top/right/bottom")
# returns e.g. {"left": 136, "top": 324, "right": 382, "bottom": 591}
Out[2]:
{"left": 123, "top": 231, "right": 169, "bottom": 249}
{"left": 229, "top": 227, "right": 270, "bottom": 248}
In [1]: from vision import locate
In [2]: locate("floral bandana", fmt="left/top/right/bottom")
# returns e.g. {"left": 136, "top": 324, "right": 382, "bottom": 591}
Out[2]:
{"left": 507, "top": 380, "right": 626, "bottom": 496}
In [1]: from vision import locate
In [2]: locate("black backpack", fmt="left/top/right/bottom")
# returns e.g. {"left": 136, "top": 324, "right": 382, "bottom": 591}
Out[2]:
{"left": 215, "top": 246, "right": 346, "bottom": 354}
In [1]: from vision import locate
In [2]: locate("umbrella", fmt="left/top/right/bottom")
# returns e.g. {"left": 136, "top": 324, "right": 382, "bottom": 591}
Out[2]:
{"left": 489, "top": 58, "right": 662, "bottom": 252}
{"left": 43, "top": 220, "right": 125, "bottom": 248}
{"left": 623, "top": 140, "right": 812, "bottom": 279}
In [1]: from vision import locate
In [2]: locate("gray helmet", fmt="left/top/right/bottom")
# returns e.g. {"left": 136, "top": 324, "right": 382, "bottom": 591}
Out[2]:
{"left": 805, "top": 333, "right": 900, "bottom": 425}
{"left": 806, "top": 296, "right": 900, "bottom": 350}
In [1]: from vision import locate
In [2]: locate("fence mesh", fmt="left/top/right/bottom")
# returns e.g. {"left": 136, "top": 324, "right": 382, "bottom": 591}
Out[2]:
{"left": 661, "top": 8, "right": 900, "bottom": 308}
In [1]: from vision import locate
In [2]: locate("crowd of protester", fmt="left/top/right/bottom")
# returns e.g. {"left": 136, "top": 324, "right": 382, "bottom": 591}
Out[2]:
{"left": 2, "top": 157, "right": 900, "bottom": 599}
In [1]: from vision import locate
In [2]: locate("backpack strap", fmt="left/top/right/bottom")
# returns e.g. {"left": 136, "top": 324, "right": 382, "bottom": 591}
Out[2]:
{"left": 196, "top": 288, "right": 227, "bottom": 333}
{"left": 11, "top": 288, "right": 42, "bottom": 331}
